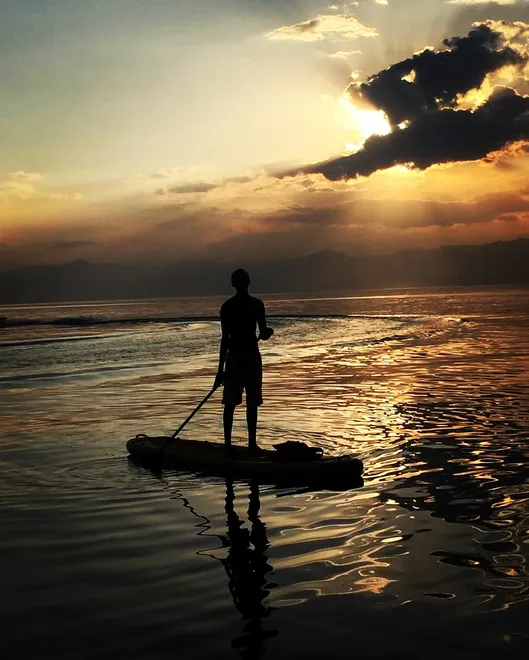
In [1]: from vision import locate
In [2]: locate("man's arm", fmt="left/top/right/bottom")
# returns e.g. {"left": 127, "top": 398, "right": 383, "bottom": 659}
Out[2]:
{"left": 257, "top": 300, "right": 274, "bottom": 341}
{"left": 215, "top": 306, "right": 229, "bottom": 387}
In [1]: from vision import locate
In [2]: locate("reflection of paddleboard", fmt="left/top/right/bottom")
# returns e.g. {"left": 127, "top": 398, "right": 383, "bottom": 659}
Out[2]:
{"left": 126, "top": 436, "right": 363, "bottom": 487}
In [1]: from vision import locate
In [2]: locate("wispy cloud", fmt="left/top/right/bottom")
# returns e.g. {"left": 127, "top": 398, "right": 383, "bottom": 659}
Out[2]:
{"left": 8, "top": 171, "right": 42, "bottom": 182}
{"left": 447, "top": 1, "right": 518, "bottom": 5}
{"left": 0, "top": 173, "right": 82, "bottom": 204}
{"left": 266, "top": 14, "right": 378, "bottom": 42}
{"left": 167, "top": 182, "right": 219, "bottom": 194}
{"left": 328, "top": 50, "right": 362, "bottom": 59}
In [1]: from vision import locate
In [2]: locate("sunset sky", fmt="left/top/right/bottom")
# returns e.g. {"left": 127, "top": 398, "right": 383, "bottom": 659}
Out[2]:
{"left": 1, "top": 0, "right": 529, "bottom": 269}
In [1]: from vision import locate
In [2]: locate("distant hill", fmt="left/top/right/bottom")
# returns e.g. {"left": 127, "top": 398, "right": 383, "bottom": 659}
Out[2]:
{"left": 0, "top": 238, "right": 528, "bottom": 304}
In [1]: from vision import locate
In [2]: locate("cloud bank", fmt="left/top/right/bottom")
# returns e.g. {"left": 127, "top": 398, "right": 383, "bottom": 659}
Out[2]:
{"left": 294, "top": 22, "right": 529, "bottom": 180}
{"left": 303, "top": 88, "right": 529, "bottom": 179}
{"left": 3, "top": 20, "right": 529, "bottom": 270}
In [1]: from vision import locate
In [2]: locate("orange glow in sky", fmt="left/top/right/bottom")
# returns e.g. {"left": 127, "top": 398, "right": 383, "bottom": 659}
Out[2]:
{"left": 1, "top": 1, "right": 528, "bottom": 269}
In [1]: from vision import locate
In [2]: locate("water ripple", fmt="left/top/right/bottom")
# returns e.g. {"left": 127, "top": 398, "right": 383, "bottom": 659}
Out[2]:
{"left": 1, "top": 290, "right": 529, "bottom": 658}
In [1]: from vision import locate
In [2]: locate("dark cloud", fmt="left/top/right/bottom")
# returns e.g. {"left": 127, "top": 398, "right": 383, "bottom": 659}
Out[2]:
{"left": 265, "top": 205, "right": 347, "bottom": 226}
{"left": 288, "top": 22, "right": 529, "bottom": 182}
{"left": 352, "top": 23, "right": 525, "bottom": 125}
{"left": 167, "top": 182, "right": 219, "bottom": 194}
{"left": 52, "top": 240, "right": 96, "bottom": 250}
{"left": 381, "top": 192, "right": 529, "bottom": 228}
{"left": 18, "top": 239, "right": 96, "bottom": 252}
{"left": 224, "top": 175, "right": 254, "bottom": 184}
{"left": 271, "top": 191, "right": 529, "bottom": 229}
{"left": 497, "top": 214, "right": 521, "bottom": 223}
{"left": 159, "top": 177, "right": 253, "bottom": 195}
{"left": 201, "top": 191, "right": 529, "bottom": 262}
{"left": 4, "top": 185, "right": 528, "bottom": 269}
{"left": 301, "top": 87, "right": 529, "bottom": 180}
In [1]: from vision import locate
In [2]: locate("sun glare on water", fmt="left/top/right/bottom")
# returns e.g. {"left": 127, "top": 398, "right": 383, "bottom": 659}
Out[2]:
{"left": 336, "top": 92, "right": 392, "bottom": 152}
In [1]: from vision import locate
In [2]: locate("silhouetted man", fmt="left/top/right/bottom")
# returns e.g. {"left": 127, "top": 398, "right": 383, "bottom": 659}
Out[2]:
{"left": 215, "top": 269, "right": 273, "bottom": 452}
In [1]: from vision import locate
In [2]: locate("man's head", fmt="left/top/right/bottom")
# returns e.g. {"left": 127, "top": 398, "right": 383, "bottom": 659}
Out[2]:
{"left": 231, "top": 268, "right": 251, "bottom": 292}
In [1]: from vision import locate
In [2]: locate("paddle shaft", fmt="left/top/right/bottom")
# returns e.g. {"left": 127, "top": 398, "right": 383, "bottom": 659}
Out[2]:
{"left": 160, "top": 331, "right": 271, "bottom": 453}
{"left": 170, "top": 333, "right": 270, "bottom": 439}
{"left": 171, "top": 385, "right": 218, "bottom": 439}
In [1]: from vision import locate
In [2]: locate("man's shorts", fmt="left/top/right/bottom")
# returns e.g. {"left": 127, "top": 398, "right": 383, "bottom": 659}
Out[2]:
{"left": 222, "top": 350, "right": 263, "bottom": 407}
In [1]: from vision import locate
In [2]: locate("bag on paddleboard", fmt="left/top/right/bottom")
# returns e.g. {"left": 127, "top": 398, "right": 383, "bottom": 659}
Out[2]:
{"left": 273, "top": 440, "right": 324, "bottom": 462}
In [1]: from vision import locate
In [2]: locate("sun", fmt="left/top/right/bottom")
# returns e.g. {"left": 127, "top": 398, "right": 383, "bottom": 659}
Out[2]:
{"left": 335, "top": 92, "right": 392, "bottom": 152}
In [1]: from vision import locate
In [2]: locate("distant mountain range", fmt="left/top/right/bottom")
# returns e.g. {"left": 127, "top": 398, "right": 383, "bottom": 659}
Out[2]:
{"left": 0, "top": 238, "right": 528, "bottom": 304}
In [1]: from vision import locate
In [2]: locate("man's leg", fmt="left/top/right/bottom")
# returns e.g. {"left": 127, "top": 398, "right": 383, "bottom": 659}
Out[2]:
{"left": 246, "top": 405, "right": 258, "bottom": 450}
{"left": 223, "top": 405, "right": 235, "bottom": 448}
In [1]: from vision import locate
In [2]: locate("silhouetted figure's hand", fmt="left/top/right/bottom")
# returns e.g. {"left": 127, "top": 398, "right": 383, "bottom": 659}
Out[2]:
{"left": 259, "top": 327, "right": 274, "bottom": 341}
{"left": 215, "top": 370, "right": 225, "bottom": 389}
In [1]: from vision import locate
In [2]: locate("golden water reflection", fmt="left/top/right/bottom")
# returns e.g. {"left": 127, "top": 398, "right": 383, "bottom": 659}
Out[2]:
{"left": 1, "top": 293, "right": 529, "bottom": 620}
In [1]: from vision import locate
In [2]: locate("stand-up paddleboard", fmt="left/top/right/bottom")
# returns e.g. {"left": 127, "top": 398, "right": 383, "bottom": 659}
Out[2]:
{"left": 126, "top": 435, "right": 363, "bottom": 487}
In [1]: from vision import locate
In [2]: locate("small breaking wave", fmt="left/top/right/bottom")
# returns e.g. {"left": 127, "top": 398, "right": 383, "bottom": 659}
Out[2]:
{"left": 0, "top": 360, "right": 167, "bottom": 385}
{"left": 0, "top": 313, "right": 455, "bottom": 351}
{"left": 0, "top": 312, "right": 437, "bottom": 329}
{"left": 0, "top": 314, "right": 218, "bottom": 328}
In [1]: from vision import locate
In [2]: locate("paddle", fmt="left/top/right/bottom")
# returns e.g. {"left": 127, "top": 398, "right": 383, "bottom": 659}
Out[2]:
{"left": 158, "top": 327, "right": 273, "bottom": 455}
{"left": 158, "top": 384, "right": 219, "bottom": 454}
{"left": 171, "top": 385, "right": 219, "bottom": 439}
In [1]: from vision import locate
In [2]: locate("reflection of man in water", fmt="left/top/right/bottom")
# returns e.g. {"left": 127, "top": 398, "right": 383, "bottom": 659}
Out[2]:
{"left": 222, "top": 480, "right": 277, "bottom": 657}
{"left": 215, "top": 269, "right": 273, "bottom": 452}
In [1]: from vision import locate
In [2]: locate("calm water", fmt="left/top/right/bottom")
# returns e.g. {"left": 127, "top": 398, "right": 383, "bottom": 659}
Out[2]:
{"left": 1, "top": 286, "right": 529, "bottom": 659}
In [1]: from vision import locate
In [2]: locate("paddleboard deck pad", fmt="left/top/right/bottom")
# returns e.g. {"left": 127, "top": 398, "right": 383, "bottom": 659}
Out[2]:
{"left": 127, "top": 435, "right": 363, "bottom": 487}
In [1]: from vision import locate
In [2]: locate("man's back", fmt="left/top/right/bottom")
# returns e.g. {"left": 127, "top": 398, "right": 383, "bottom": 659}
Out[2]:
{"left": 216, "top": 269, "right": 273, "bottom": 451}
{"left": 220, "top": 293, "right": 264, "bottom": 354}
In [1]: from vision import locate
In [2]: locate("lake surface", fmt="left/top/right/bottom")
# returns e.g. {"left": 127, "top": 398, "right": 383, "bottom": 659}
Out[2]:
{"left": 1, "top": 286, "right": 529, "bottom": 659}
